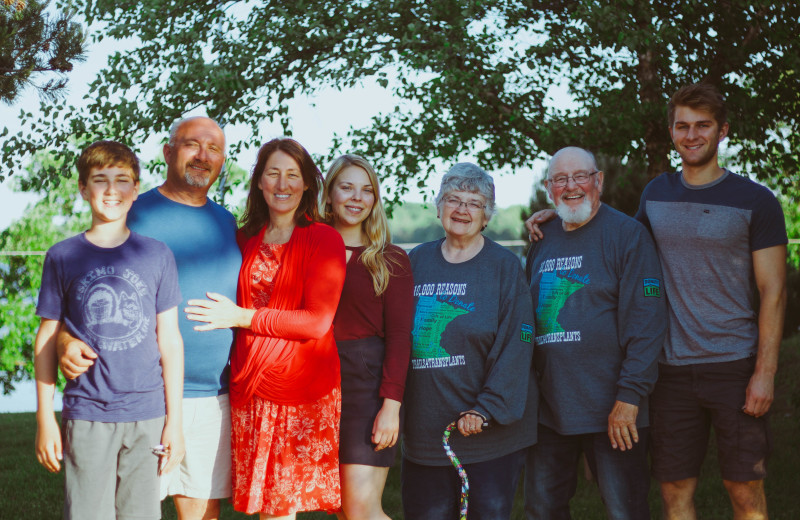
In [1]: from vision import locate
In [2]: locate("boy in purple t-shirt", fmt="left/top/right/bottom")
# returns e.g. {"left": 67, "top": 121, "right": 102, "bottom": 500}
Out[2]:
{"left": 33, "top": 141, "right": 185, "bottom": 520}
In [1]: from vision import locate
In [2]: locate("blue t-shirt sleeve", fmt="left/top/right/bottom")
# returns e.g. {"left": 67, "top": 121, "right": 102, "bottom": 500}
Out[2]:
{"left": 634, "top": 180, "right": 655, "bottom": 230}
{"left": 750, "top": 188, "right": 788, "bottom": 252}
{"left": 36, "top": 250, "right": 64, "bottom": 321}
{"left": 155, "top": 243, "right": 183, "bottom": 313}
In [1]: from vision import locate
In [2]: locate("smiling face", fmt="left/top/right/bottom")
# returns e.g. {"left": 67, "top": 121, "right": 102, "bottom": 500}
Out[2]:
{"left": 439, "top": 190, "right": 489, "bottom": 241}
{"left": 327, "top": 165, "right": 376, "bottom": 232}
{"left": 546, "top": 148, "right": 604, "bottom": 231}
{"left": 258, "top": 149, "right": 308, "bottom": 220}
{"left": 79, "top": 166, "right": 140, "bottom": 225}
{"left": 670, "top": 105, "right": 729, "bottom": 169}
{"left": 163, "top": 117, "right": 226, "bottom": 190}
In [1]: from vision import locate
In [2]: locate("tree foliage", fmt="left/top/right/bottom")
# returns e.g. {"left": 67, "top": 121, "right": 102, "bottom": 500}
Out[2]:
{"left": 2, "top": 1, "right": 799, "bottom": 201}
{"left": 0, "top": 0, "right": 86, "bottom": 104}
{"left": 0, "top": 153, "right": 89, "bottom": 393}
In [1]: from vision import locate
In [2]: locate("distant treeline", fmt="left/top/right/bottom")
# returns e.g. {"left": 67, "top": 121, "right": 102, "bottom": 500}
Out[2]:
{"left": 388, "top": 203, "right": 527, "bottom": 245}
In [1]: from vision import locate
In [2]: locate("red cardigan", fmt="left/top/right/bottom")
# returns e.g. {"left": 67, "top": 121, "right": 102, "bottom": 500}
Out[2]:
{"left": 229, "top": 222, "right": 346, "bottom": 407}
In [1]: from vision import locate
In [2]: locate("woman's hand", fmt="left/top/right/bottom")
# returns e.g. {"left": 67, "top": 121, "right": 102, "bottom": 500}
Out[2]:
{"left": 185, "top": 292, "right": 255, "bottom": 331}
{"left": 457, "top": 409, "right": 487, "bottom": 437}
{"left": 372, "top": 398, "right": 401, "bottom": 451}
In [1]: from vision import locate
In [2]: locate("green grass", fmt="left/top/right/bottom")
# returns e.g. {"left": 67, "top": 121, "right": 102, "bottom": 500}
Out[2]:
{"left": 3, "top": 335, "right": 798, "bottom": 519}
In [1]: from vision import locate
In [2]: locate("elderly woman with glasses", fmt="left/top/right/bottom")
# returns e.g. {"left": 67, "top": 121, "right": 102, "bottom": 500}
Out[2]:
{"left": 401, "top": 163, "right": 539, "bottom": 519}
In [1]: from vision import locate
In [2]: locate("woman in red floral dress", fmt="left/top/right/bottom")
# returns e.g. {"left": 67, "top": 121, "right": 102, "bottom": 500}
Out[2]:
{"left": 185, "top": 138, "right": 346, "bottom": 519}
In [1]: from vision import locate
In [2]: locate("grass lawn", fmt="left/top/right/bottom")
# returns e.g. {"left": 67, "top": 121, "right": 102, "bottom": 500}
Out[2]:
{"left": 3, "top": 335, "right": 798, "bottom": 519}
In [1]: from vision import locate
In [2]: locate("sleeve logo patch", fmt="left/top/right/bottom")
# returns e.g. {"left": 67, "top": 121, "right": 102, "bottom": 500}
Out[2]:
{"left": 521, "top": 323, "right": 533, "bottom": 343}
{"left": 643, "top": 278, "right": 661, "bottom": 297}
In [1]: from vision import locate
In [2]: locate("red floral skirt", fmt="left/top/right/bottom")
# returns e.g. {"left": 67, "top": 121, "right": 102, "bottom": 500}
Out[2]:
{"left": 231, "top": 386, "right": 342, "bottom": 515}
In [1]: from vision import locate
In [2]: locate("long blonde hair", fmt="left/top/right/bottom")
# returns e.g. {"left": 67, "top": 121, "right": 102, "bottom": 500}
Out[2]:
{"left": 323, "top": 155, "right": 399, "bottom": 296}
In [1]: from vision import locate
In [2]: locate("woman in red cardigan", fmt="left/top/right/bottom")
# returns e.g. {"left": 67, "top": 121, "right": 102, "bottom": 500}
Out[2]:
{"left": 185, "top": 138, "right": 346, "bottom": 519}
{"left": 322, "top": 155, "right": 413, "bottom": 520}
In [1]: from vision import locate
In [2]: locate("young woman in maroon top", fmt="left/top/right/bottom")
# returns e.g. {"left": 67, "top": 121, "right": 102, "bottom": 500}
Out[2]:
{"left": 323, "top": 155, "right": 414, "bottom": 520}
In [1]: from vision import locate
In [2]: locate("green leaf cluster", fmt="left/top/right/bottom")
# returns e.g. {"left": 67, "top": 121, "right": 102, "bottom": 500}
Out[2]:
{"left": 3, "top": 1, "right": 798, "bottom": 203}
{"left": 0, "top": 152, "right": 88, "bottom": 394}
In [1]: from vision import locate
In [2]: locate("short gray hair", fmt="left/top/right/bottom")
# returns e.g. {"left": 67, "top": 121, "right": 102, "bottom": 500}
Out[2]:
{"left": 435, "top": 162, "right": 496, "bottom": 220}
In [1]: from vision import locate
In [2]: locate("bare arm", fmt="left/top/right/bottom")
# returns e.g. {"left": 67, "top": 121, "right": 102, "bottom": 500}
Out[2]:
{"left": 155, "top": 307, "right": 185, "bottom": 474}
{"left": 34, "top": 318, "right": 63, "bottom": 473}
{"left": 524, "top": 209, "right": 557, "bottom": 241}
{"left": 743, "top": 245, "right": 787, "bottom": 417}
{"left": 56, "top": 327, "right": 97, "bottom": 379}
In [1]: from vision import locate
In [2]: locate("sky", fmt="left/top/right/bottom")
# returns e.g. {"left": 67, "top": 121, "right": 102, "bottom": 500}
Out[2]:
{"left": 0, "top": 28, "right": 550, "bottom": 232}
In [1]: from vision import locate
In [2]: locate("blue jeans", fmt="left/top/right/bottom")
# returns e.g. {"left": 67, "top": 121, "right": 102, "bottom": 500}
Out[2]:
{"left": 525, "top": 424, "right": 650, "bottom": 520}
{"left": 402, "top": 448, "right": 525, "bottom": 520}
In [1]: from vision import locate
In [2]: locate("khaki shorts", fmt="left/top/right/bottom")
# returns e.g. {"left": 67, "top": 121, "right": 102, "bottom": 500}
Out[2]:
{"left": 160, "top": 394, "right": 232, "bottom": 499}
{"left": 65, "top": 417, "right": 164, "bottom": 520}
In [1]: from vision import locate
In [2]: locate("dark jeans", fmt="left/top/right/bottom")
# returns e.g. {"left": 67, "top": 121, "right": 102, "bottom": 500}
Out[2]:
{"left": 401, "top": 448, "right": 525, "bottom": 520}
{"left": 525, "top": 424, "right": 650, "bottom": 520}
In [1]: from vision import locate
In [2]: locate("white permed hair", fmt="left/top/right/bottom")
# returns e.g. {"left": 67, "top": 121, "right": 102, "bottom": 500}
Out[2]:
{"left": 435, "top": 162, "right": 496, "bottom": 221}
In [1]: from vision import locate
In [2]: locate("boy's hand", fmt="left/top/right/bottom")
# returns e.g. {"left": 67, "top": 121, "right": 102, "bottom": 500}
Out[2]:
{"left": 525, "top": 209, "right": 557, "bottom": 241}
{"left": 35, "top": 414, "right": 62, "bottom": 473}
{"left": 158, "top": 424, "right": 185, "bottom": 475}
{"left": 57, "top": 329, "right": 97, "bottom": 379}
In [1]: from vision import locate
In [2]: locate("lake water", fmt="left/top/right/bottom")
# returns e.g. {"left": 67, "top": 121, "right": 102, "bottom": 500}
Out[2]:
{"left": 0, "top": 380, "right": 62, "bottom": 413}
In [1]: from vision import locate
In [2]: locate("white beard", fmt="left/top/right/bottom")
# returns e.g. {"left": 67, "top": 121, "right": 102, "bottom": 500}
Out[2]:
{"left": 556, "top": 197, "right": 593, "bottom": 225}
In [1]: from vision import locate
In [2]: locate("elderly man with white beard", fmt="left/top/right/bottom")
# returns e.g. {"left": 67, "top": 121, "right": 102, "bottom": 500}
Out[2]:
{"left": 523, "top": 146, "right": 667, "bottom": 520}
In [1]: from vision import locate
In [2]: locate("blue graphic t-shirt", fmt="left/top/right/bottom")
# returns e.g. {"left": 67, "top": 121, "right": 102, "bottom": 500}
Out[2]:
{"left": 526, "top": 204, "right": 666, "bottom": 435}
{"left": 405, "top": 238, "right": 538, "bottom": 466}
{"left": 37, "top": 232, "right": 182, "bottom": 422}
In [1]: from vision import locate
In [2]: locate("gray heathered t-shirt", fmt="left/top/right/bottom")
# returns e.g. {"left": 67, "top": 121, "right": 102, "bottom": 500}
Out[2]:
{"left": 636, "top": 170, "right": 788, "bottom": 365}
{"left": 526, "top": 204, "right": 667, "bottom": 435}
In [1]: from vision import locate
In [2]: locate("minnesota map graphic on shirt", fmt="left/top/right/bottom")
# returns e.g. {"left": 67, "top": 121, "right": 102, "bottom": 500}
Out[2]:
{"left": 412, "top": 294, "right": 472, "bottom": 359}
{"left": 536, "top": 271, "right": 585, "bottom": 335}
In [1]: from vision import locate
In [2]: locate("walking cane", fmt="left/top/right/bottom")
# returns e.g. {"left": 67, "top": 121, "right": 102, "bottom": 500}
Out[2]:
{"left": 443, "top": 414, "right": 492, "bottom": 519}
{"left": 442, "top": 421, "right": 470, "bottom": 520}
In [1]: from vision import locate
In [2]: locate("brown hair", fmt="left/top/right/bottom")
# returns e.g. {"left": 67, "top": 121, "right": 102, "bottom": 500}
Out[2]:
{"left": 240, "top": 138, "right": 323, "bottom": 236}
{"left": 77, "top": 140, "right": 140, "bottom": 185}
{"left": 668, "top": 83, "right": 727, "bottom": 128}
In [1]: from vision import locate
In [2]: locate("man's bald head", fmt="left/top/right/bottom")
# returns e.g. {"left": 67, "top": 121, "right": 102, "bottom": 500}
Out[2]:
{"left": 547, "top": 147, "right": 598, "bottom": 178}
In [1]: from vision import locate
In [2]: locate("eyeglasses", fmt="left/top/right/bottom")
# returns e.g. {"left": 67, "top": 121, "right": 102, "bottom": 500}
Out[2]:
{"left": 444, "top": 196, "right": 486, "bottom": 212}
{"left": 547, "top": 171, "right": 599, "bottom": 187}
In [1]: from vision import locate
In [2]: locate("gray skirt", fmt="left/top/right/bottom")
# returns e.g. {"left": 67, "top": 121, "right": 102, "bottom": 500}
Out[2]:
{"left": 337, "top": 335, "right": 400, "bottom": 467}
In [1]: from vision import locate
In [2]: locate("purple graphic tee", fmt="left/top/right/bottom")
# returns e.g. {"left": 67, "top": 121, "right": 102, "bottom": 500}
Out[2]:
{"left": 37, "top": 232, "right": 181, "bottom": 422}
